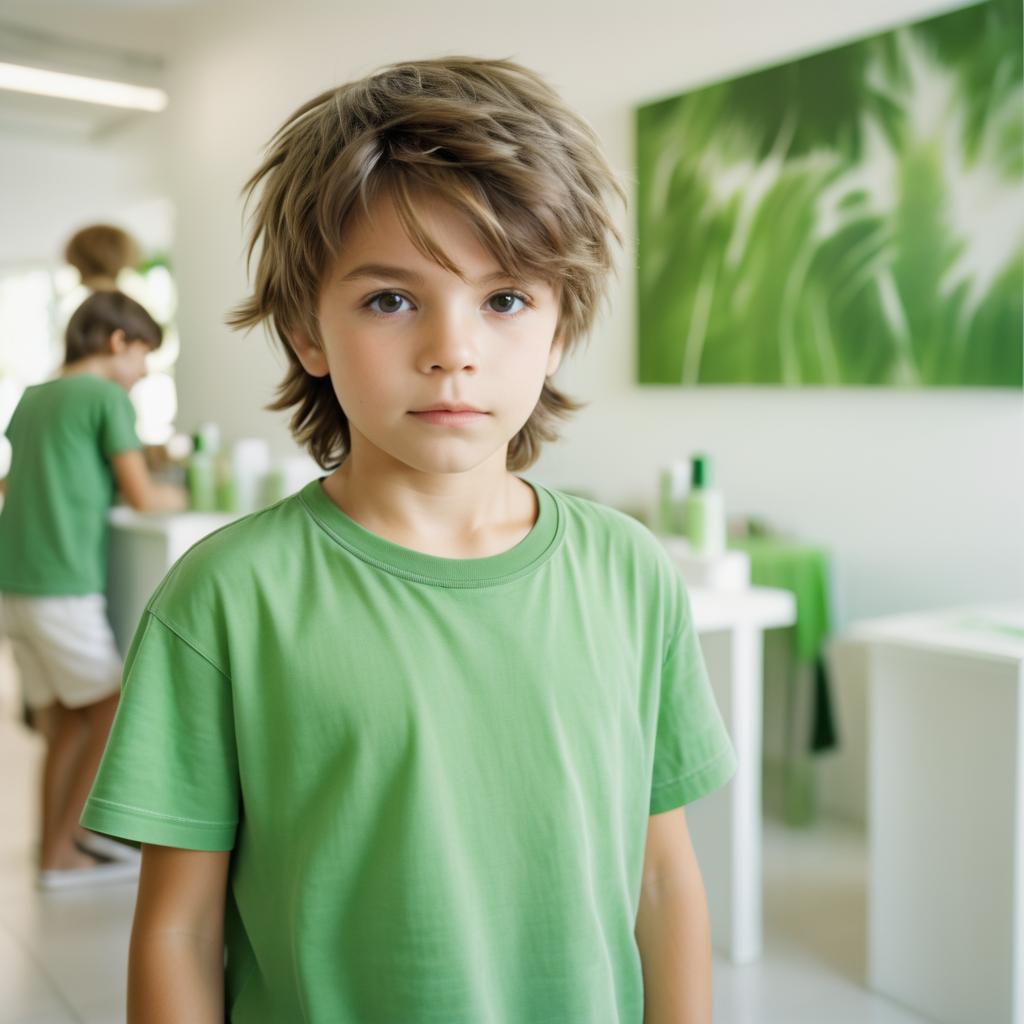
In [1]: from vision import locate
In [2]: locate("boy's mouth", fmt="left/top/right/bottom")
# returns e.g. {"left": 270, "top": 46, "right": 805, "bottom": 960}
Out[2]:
{"left": 409, "top": 404, "right": 490, "bottom": 426}
{"left": 411, "top": 403, "right": 486, "bottom": 413}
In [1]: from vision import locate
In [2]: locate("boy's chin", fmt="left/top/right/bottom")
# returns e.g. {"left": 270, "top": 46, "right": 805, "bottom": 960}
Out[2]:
{"left": 392, "top": 442, "right": 511, "bottom": 478}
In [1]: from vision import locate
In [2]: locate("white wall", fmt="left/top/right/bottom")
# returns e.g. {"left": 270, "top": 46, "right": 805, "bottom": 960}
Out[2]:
{"left": 159, "top": 0, "right": 1022, "bottom": 820}
{"left": 0, "top": 117, "right": 171, "bottom": 270}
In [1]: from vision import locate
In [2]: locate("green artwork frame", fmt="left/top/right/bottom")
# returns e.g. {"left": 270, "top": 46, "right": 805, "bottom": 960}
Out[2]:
{"left": 635, "top": 0, "right": 1023, "bottom": 388}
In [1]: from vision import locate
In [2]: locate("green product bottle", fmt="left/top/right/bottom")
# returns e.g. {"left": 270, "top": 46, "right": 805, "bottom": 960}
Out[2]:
{"left": 215, "top": 451, "right": 237, "bottom": 514}
{"left": 685, "top": 453, "right": 726, "bottom": 556}
{"left": 186, "top": 433, "right": 217, "bottom": 512}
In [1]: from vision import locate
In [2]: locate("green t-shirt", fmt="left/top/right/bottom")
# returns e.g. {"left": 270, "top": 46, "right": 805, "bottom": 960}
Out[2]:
{"left": 0, "top": 374, "right": 140, "bottom": 595}
{"left": 82, "top": 478, "right": 736, "bottom": 1023}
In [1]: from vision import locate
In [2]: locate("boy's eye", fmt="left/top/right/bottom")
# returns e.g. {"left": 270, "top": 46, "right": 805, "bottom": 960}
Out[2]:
{"left": 487, "top": 292, "right": 527, "bottom": 315}
{"left": 367, "top": 292, "right": 410, "bottom": 315}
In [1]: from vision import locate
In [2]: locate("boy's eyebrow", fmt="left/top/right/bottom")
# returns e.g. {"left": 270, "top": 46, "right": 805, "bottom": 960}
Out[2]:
{"left": 338, "top": 263, "right": 515, "bottom": 286}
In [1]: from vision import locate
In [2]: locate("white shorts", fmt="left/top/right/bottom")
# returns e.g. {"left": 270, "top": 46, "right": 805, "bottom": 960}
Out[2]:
{"left": 0, "top": 593, "right": 123, "bottom": 710}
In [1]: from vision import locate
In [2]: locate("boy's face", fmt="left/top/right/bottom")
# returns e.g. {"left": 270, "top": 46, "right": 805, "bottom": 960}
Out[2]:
{"left": 108, "top": 331, "right": 151, "bottom": 391}
{"left": 288, "top": 191, "right": 564, "bottom": 478}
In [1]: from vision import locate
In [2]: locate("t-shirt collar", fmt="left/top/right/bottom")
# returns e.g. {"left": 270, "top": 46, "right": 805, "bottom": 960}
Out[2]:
{"left": 299, "top": 475, "right": 563, "bottom": 588}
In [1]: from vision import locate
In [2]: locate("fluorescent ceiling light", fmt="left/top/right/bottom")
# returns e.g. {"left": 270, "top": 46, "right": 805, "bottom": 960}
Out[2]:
{"left": 0, "top": 61, "right": 166, "bottom": 112}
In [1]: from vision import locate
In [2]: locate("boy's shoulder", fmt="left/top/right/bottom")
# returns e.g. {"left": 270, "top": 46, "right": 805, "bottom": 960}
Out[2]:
{"left": 47, "top": 373, "right": 118, "bottom": 394}
{"left": 152, "top": 489, "right": 309, "bottom": 605}
{"left": 548, "top": 487, "right": 684, "bottom": 598}
{"left": 547, "top": 485, "right": 691, "bottom": 629}
{"left": 549, "top": 485, "right": 667, "bottom": 552}
{"left": 8, "top": 375, "right": 120, "bottom": 433}
{"left": 19, "top": 373, "right": 123, "bottom": 410}
{"left": 552, "top": 486, "right": 642, "bottom": 527}
{"left": 123, "top": 490, "right": 315, "bottom": 669}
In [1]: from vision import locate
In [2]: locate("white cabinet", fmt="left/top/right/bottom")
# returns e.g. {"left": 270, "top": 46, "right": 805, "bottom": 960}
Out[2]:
{"left": 850, "top": 605, "right": 1024, "bottom": 1024}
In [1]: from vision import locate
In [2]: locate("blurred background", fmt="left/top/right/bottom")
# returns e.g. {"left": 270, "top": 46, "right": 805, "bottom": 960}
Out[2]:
{"left": 0, "top": 0, "right": 1020, "bottom": 1021}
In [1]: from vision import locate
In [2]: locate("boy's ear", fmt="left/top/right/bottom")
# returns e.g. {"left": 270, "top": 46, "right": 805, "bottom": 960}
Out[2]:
{"left": 108, "top": 328, "right": 128, "bottom": 355}
{"left": 545, "top": 335, "right": 565, "bottom": 378}
{"left": 286, "top": 326, "right": 330, "bottom": 378}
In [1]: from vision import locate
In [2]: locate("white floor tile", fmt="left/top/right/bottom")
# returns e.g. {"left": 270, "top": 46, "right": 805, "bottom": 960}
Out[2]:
{"left": 4, "top": 1015, "right": 78, "bottom": 1024}
{"left": 72, "top": 998, "right": 125, "bottom": 1024}
{"left": 0, "top": 927, "right": 78, "bottom": 1024}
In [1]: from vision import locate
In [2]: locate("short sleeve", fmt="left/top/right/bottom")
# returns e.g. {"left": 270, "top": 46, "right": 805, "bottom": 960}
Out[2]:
{"left": 4, "top": 402, "right": 18, "bottom": 441}
{"left": 100, "top": 386, "right": 141, "bottom": 458}
{"left": 81, "top": 611, "right": 239, "bottom": 850}
{"left": 649, "top": 582, "right": 737, "bottom": 815}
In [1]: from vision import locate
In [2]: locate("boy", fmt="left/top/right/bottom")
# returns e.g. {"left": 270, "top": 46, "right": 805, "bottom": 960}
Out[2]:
{"left": 0, "top": 290, "right": 186, "bottom": 889}
{"left": 82, "top": 58, "right": 737, "bottom": 1022}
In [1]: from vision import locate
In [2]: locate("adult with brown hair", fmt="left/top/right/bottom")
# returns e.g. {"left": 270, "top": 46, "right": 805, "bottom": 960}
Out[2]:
{"left": 64, "top": 224, "right": 140, "bottom": 293}
{"left": 83, "top": 57, "right": 735, "bottom": 1023}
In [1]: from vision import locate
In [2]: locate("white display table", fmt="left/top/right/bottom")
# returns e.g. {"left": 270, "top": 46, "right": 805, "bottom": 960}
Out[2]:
{"left": 847, "top": 604, "right": 1024, "bottom": 1024}
{"left": 107, "top": 508, "right": 795, "bottom": 966}
{"left": 686, "top": 585, "right": 797, "bottom": 964}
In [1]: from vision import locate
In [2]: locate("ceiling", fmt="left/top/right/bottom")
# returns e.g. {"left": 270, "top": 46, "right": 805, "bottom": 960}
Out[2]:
{"left": 0, "top": 0, "right": 207, "bottom": 141}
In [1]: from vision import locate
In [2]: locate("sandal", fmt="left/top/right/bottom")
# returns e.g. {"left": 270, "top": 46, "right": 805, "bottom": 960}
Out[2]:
{"left": 76, "top": 831, "right": 142, "bottom": 864}
{"left": 38, "top": 855, "right": 140, "bottom": 891}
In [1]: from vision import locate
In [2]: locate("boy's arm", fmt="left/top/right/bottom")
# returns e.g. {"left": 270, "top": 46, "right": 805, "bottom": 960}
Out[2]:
{"left": 634, "top": 807, "right": 713, "bottom": 1024}
{"left": 128, "top": 845, "right": 230, "bottom": 1023}
{"left": 112, "top": 449, "right": 188, "bottom": 513}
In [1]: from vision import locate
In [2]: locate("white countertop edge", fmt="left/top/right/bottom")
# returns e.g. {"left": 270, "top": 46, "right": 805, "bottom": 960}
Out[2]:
{"left": 108, "top": 506, "right": 237, "bottom": 537}
{"left": 840, "top": 603, "right": 1024, "bottom": 665}
{"left": 689, "top": 586, "right": 797, "bottom": 633}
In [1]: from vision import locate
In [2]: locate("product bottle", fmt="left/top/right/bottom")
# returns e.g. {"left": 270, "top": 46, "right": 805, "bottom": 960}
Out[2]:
{"left": 231, "top": 438, "right": 271, "bottom": 515}
{"left": 657, "top": 460, "right": 689, "bottom": 535}
{"left": 685, "top": 453, "right": 726, "bottom": 556}
{"left": 215, "top": 450, "right": 237, "bottom": 514}
{"left": 185, "top": 432, "right": 217, "bottom": 512}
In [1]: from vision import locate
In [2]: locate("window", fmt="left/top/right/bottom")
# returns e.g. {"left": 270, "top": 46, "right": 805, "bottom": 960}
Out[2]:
{"left": 0, "top": 258, "right": 180, "bottom": 477}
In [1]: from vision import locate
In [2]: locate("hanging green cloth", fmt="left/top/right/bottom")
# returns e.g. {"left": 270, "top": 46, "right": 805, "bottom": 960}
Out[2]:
{"left": 728, "top": 536, "right": 839, "bottom": 824}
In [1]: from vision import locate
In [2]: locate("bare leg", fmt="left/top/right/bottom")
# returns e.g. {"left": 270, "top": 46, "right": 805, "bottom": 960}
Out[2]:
{"left": 39, "top": 703, "right": 93, "bottom": 870}
{"left": 40, "top": 693, "right": 119, "bottom": 871}
{"left": 30, "top": 703, "right": 60, "bottom": 742}
{"left": 40, "top": 704, "right": 87, "bottom": 841}
{"left": 37, "top": 704, "right": 123, "bottom": 850}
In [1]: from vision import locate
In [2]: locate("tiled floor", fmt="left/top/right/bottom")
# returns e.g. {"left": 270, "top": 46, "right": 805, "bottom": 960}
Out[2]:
{"left": 0, "top": 684, "right": 926, "bottom": 1023}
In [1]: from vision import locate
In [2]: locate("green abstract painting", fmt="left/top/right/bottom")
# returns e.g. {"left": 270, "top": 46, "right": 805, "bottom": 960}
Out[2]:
{"left": 636, "top": 0, "right": 1023, "bottom": 388}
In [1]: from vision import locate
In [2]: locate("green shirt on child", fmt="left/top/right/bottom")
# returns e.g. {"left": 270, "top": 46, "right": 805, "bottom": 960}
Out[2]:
{"left": 82, "top": 478, "right": 736, "bottom": 1023}
{"left": 0, "top": 374, "right": 140, "bottom": 596}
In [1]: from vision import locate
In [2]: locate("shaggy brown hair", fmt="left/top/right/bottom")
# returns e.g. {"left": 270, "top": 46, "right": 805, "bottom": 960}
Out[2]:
{"left": 64, "top": 290, "right": 162, "bottom": 366}
{"left": 64, "top": 225, "right": 139, "bottom": 284}
{"left": 228, "top": 56, "right": 624, "bottom": 471}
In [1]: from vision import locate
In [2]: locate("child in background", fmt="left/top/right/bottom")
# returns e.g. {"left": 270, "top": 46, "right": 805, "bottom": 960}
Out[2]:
{"left": 19, "top": 224, "right": 138, "bottom": 744}
{"left": 0, "top": 290, "right": 187, "bottom": 890}
{"left": 83, "top": 58, "right": 737, "bottom": 1022}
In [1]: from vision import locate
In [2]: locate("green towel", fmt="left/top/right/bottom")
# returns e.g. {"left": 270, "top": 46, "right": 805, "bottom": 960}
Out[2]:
{"left": 729, "top": 538, "right": 832, "bottom": 663}
{"left": 729, "top": 537, "right": 839, "bottom": 827}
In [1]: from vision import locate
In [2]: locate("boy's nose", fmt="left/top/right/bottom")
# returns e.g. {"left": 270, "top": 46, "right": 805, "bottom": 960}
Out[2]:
{"left": 416, "top": 310, "right": 480, "bottom": 374}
